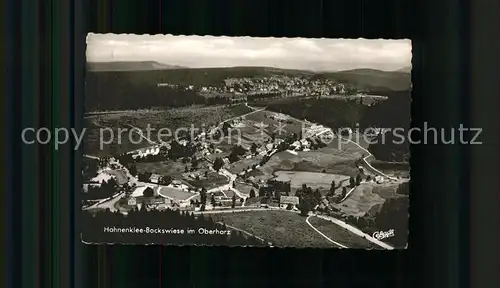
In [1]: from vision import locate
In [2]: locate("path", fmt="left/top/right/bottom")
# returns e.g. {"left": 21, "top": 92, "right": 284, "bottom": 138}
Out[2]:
{"left": 192, "top": 206, "right": 282, "bottom": 215}
{"left": 305, "top": 215, "right": 348, "bottom": 248}
{"left": 338, "top": 180, "right": 367, "bottom": 203}
{"left": 218, "top": 103, "right": 265, "bottom": 124}
{"left": 313, "top": 214, "right": 395, "bottom": 250}
{"left": 83, "top": 154, "right": 100, "bottom": 160}
{"left": 126, "top": 124, "right": 158, "bottom": 145}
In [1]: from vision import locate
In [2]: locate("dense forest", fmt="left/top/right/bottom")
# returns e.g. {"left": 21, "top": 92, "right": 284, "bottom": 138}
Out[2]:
{"left": 85, "top": 72, "right": 207, "bottom": 111}
{"left": 362, "top": 92, "right": 411, "bottom": 162}
{"left": 82, "top": 208, "right": 268, "bottom": 246}
{"left": 267, "top": 98, "right": 367, "bottom": 131}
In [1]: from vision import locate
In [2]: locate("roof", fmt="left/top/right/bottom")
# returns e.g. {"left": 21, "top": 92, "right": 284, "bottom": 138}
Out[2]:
{"left": 280, "top": 196, "right": 299, "bottom": 205}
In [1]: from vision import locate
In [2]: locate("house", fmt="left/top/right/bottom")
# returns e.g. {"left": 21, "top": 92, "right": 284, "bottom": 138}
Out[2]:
{"left": 149, "top": 174, "right": 161, "bottom": 184}
{"left": 290, "top": 141, "right": 301, "bottom": 150}
{"left": 128, "top": 197, "right": 137, "bottom": 206}
{"left": 300, "top": 139, "right": 310, "bottom": 147}
{"left": 82, "top": 183, "right": 101, "bottom": 192}
{"left": 156, "top": 204, "right": 168, "bottom": 211}
{"left": 280, "top": 196, "right": 300, "bottom": 207}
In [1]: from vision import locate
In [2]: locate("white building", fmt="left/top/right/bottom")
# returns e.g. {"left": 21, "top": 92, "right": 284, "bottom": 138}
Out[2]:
{"left": 128, "top": 197, "right": 137, "bottom": 206}
{"left": 150, "top": 174, "right": 161, "bottom": 184}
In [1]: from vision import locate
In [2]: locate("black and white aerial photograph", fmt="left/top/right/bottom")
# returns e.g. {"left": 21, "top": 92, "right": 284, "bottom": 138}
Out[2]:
{"left": 82, "top": 34, "right": 412, "bottom": 249}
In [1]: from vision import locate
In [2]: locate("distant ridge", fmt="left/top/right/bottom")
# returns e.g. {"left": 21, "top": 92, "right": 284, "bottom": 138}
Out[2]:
{"left": 87, "top": 61, "right": 186, "bottom": 71}
{"left": 396, "top": 66, "right": 412, "bottom": 73}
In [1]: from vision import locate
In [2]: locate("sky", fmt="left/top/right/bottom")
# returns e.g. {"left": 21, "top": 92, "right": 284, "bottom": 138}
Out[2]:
{"left": 86, "top": 33, "right": 412, "bottom": 72}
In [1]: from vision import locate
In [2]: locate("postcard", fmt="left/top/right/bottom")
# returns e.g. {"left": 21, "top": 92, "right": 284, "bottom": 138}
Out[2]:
{"left": 82, "top": 34, "right": 411, "bottom": 249}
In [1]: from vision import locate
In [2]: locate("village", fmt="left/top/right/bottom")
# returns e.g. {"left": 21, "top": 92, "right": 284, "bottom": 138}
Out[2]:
{"left": 82, "top": 102, "right": 397, "bottom": 219}
{"left": 157, "top": 74, "right": 357, "bottom": 98}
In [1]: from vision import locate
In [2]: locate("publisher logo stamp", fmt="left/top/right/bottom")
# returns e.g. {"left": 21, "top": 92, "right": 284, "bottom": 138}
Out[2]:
{"left": 372, "top": 229, "right": 395, "bottom": 240}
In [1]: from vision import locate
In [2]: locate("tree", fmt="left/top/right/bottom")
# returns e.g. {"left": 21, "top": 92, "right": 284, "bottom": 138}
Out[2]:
{"left": 366, "top": 175, "right": 372, "bottom": 182}
{"left": 314, "top": 189, "right": 322, "bottom": 201}
{"left": 128, "top": 164, "right": 137, "bottom": 177}
{"left": 228, "top": 151, "right": 239, "bottom": 163}
{"left": 138, "top": 172, "right": 152, "bottom": 182}
{"left": 356, "top": 174, "right": 362, "bottom": 186}
{"left": 231, "top": 195, "right": 236, "bottom": 208}
{"left": 341, "top": 187, "right": 347, "bottom": 199}
{"left": 213, "top": 157, "right": 224, "bottom": 171}
{"left": 200, "top": 188, "right": 207, "bottom": 204}
{"left": 349, "top": 177, "right": 355, "bottom": 188}
{"left": 298, "top": 198, "right": 312, "bottom": 216}
{"left": 329, "top": 180, "right": 336, "bottom": 196}
{"left": 185, "top": 165, "right": 189, "bottom": 173}
{"left": 191, "top": 157, "right": 199, "bottom": 169}
{"left": 251, "top": 143, "right": 258, "bottom": 154}
{"left": 159, "top": 175, "right": 173, "bottom": 185}
{"left": 222, "top": 122, "right": 232, "bottom": 136}
{"left": 211, "top": 194, "right": 216, "bottom": 206}
{"left": 82, "top": 160, "right": 99, "bottom": 181}
{"left": 143, "top": 187, "right": 154, "bottom": 197}
{"left": 239, "top": 198, "right": 244, "bottom": 204}
{"left": 249, "top": 189, "right": 256, "bottom": 198}
{"left": 258, "top": 187, "right": 266, "bottom": 197}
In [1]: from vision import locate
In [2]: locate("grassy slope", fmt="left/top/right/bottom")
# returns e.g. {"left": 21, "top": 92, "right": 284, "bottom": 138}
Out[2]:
{"left": 83, "top": 104, "right": 253, "bottom": 157}
{"left": 87, "top": 66, "right": 411, "bottom": 91}
{"left": 213, "top": 210, "right": 375, "bottom": 248}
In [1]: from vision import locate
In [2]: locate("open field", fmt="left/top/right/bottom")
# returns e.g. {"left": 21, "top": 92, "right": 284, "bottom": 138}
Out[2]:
{"left": 329, "top": 182, "right": 403, "bottom": 217}
{"left": 222, "top": 190, "right": 242, "bottom": 199}
{"left": 185, "top": 171, "right": 228, "bottom": 190}
{"left": 234, "top": 182, "right": 258, "bottom": 195}
{"left": 136, "top": 161, "right": 186, "bottom": 178}
{"left": 105, "top": 169, "right": 129, "bottom": 185}
{"left": 112, "top": 104, "right": 252, "bottom": 131}
{"left": 227, "top": 155, "right": 264, "bottom": 174}
{"left": 244, "top": 110, "right": 309, "bottom": 136}
{"left": 158, "top": 187, "right": 195, "bottom": 200}
{"left": 306, "top": 216, "right": 379, "bottom": 249}
{"left": 272, "top": 171, "right": 350, "bottom": 195}
{"left": 212, "top": 211, "right": 339, "bottom": 248}
{"left": 248, "top": 149, "right": 360, "bottom": 183}
{"left": 83, "top": 104, "right": 253, "bottom": 157}
{"left": 83, "top": 123, "right": 152, "bottom": 157}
